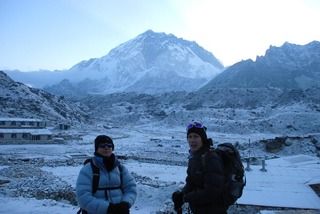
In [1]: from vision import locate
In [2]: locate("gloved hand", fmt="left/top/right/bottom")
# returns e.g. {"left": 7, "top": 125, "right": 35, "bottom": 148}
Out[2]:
{"left": 107, "top": 203, "right": 117, "bottom": 213}
{"left": 118, "top": 202, "right": 130, "bottom": 214}
{"left": 107, "top": 202, "right": 130, "bottom": 214}
{"left": 172, "top": 191, "right": 184, "bottom": 211}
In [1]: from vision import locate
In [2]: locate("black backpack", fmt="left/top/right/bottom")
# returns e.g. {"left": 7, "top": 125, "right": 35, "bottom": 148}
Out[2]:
{"left": 77, "top": 158, "right": 124, "bottom": 214}
{"left": 202, "top": 143, "right": 246, "bottom": 206}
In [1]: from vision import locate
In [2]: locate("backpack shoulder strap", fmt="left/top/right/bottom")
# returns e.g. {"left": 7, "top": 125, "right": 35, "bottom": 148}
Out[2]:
{"left": 201, "top": 149, "right": 216, "bottom": 170}
{"left": 90, "top": 160, "right": 100, "bottom": 194}
{"left": 84, "top": 158, "right": 100, "bottom": 194}
{"left": 201, "top": 152, "right": 207, "bottom": 169}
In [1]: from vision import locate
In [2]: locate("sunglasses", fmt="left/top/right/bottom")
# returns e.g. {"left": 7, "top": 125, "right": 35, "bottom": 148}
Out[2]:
{"left": 98, "top": 143, "right": 113, "bottom": 149}
{"left": 186, "top": 122, "right": 207, "bottom": 131}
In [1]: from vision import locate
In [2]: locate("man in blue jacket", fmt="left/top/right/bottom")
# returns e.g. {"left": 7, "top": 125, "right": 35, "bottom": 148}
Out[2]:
{"left": 76, "top": 135, "right": 137, "bottom": 214}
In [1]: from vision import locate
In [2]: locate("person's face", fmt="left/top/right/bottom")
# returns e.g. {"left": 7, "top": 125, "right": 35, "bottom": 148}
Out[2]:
{"left": 187, "top": 133, "right": 203, "bottom": 152}
{"left": 96, "top": 143, "right": 113, "bottom": 157}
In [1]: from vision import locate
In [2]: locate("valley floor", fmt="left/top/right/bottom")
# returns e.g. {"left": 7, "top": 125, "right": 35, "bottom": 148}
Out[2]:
{"left": 0, "top": 125, "right": 319, "bottom": 214}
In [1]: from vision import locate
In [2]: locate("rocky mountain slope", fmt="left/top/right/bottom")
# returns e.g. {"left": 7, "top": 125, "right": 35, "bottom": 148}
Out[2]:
{"left": 201, "top": 41, "right": 320, "bottom": 89}
{"left": 77, "top": 87, "right": 320, "bottom": 135}
{"left": 0, "top": 71, "right": 89, "bottom": 124}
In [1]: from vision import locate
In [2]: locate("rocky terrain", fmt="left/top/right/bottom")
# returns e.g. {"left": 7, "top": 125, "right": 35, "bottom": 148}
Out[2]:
{"left": 76, "top": 87, "right": 320, "bottom": 136}
{"left": 0, "top": 71, "right": 89, "bottom": 125}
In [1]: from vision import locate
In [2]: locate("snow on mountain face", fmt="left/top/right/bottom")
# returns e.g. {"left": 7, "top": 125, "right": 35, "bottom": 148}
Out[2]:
{"left": 42, "top": 30, "right": 224, "bottom": 95}
{"left": 0, "top": 71, "right": 88, "bottom": 123}
{"left": 123, "top": 30, "right": 223, "bottom": 78}
{"left": 202, "top": 41, "right": 320, "bottom": 89}
{"left": 125, "top": 68, "right": 208, "bottom": 93}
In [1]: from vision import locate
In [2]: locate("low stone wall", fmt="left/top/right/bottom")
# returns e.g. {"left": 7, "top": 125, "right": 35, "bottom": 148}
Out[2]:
{"left": 0, "top": 164, "right": 77, "bottom": 205}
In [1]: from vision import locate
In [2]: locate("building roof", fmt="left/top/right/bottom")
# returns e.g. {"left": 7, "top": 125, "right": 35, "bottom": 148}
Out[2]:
{"left": 238, "top": 154, "right": 320, "bottom": 209}
{"left": 0, "top": 128, "right": 52, "bottom": 135}
{"left": 0, "top": 118, "right": 43, "bottom": 122}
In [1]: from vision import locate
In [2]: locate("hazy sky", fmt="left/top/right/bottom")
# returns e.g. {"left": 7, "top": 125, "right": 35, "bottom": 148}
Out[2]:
{"left": 1, "top": 0, "right": 320, "bottom": 71}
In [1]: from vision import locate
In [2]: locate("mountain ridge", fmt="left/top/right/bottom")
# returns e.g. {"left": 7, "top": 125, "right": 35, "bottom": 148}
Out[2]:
{"left": 0, "top": 71, "right": 88, "bottom": 123}
{"left": 201, "top": 41, "right": 320, "bottom": 90}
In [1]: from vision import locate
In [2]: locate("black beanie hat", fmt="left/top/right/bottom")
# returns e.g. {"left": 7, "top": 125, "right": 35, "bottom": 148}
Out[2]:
{"left": 94, "top": 135, "right": 114, "bottom": 151}
{"left": 187, "top": 126, "right": 210, "bottom": 147}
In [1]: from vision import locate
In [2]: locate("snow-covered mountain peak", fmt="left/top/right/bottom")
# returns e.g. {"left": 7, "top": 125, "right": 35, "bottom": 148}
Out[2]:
{"left": 107, "top": 30, "right": 223, "bottom": 68}
{"left": 5, "top": 31, "right": 225, "bottom": 95}
{"left": 46, "top": 30, "right": 224, "bottom": 94}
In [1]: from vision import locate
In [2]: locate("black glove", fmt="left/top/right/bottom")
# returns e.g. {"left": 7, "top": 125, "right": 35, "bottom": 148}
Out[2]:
{"left": 172, "top": 191, "right": 184, "bottom": 211}
{"left": 118, "top": 202, "right": 130, "bottom": 214}
{"left": 107, "top": 203, "right": 117, "bottom": 213}
{"left": 107, "top": 202, "right": 130, "bottom": 214}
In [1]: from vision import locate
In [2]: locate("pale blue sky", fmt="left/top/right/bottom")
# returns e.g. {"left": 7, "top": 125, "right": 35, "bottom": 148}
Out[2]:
{"left": 1, "top": 0, "right": 320, "bottom": 71}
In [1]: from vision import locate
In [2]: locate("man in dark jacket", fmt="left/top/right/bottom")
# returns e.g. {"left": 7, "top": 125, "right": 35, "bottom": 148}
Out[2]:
{"left": 172, "top": 122, "right": 227, "bottom": 214}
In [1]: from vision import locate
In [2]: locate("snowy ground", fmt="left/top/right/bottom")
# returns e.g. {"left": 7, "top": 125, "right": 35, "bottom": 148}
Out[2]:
{"left": 0, "top": 125, "right": 320, "bottom": 214}
{"left": 239, "top": 155, "right": 320, "bottom": 209}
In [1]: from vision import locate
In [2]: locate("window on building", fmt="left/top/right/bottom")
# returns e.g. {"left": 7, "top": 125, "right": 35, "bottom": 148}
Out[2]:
{"left": 22, "top": 133, "right": 28, "bottom": 139}
{"left": 11, "top": 133, "right": 17, "bottom": 138}
{"left": 11, "top": 121, "right": 16, "bottom": 126}
{"left": 0, "top": 133, "right": 4, "bottom": 138}
{"left": 29, "top": 122, "right": 34, "bottom": 126}
{"left": 0, "top": 121, "right": 5, "bottom": 125}
{"left": 32, "top": 135, "right": 40, "bottom": 140}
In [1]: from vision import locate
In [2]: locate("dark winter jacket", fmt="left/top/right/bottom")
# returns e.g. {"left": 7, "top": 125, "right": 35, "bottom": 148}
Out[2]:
{"left": 182, "top": 147, "right": 227, "bottom": 214}
{"left": 76, "top": 154, "right": 137, "bottom": 214}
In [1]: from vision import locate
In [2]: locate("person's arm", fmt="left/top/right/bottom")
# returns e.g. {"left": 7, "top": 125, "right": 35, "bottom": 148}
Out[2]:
{"left": 182, "top": 173, "right": 193, "bottom": 194}
{"left": 120, "top": 165, "right": 137, "bottom": 207}
{"left": 76, "top": 165, "right": 110, "bottom": 214}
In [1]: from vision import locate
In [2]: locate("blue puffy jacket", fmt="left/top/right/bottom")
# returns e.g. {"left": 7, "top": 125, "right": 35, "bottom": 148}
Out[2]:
{"left": 76, "top": 155, "right": 137, "bottom": 214}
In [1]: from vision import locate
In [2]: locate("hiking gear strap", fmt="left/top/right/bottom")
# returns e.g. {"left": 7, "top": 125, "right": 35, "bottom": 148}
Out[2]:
{"left": 86, "top": 158, "right": 124, "bottom": 194}
{"left": 90, "top": 159, "right": 100, "bottom": 194}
